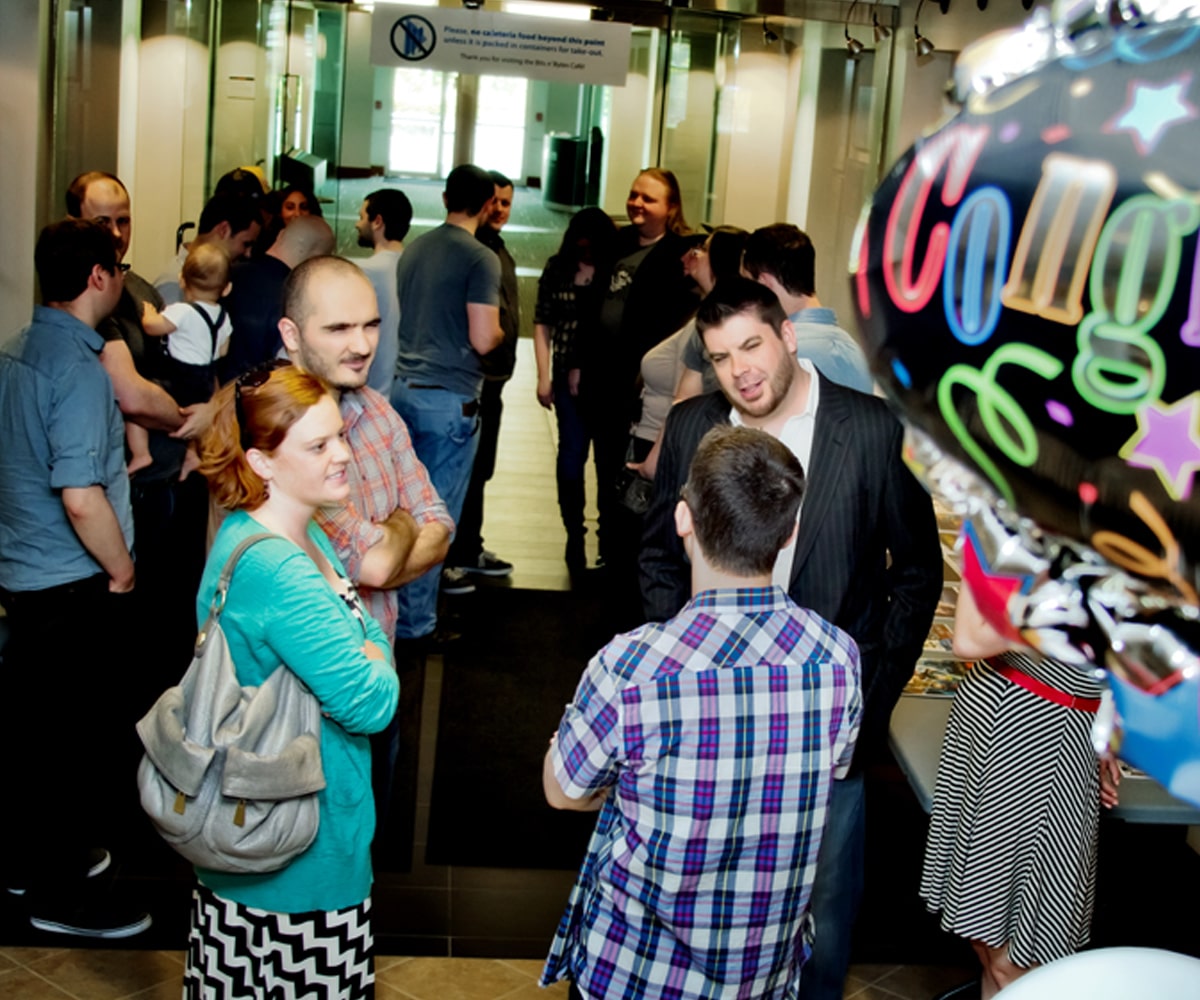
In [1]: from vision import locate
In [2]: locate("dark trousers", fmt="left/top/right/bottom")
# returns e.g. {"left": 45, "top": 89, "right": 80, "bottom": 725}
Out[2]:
{"left": 129, "top": 472, "right": 208, "bottom": 712}
{"left": 0, "top": 574, "right": 133, "bottom": 889}
{"left": 591, "top": 408, "right": 633, "bottom": 567}
{"left": 553, "top": 379, "right": 593, "bottom": 540}
{"left": 448, "top": 378, "right": 506, "bottom": 564}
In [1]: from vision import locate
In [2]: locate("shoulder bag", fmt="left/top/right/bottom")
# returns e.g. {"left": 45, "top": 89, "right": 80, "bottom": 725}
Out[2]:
{"left": 135, "top": 533, "right": 326, "bottom": 874}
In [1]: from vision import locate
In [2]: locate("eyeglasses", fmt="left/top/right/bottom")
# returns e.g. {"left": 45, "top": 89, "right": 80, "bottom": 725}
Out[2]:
{"left": 234, "top": 360, "right": 290, "bottom": 451}
{"left": 116, "top": 263, "right": 131, "bottom": 274}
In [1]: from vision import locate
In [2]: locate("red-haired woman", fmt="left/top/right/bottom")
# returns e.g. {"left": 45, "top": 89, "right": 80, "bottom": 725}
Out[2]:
{"left": 184, "top": 362, "right": 398, "bottom": 998}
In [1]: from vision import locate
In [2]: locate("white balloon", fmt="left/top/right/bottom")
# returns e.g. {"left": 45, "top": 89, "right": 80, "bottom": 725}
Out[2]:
{"left": 998, "top": 948, "right": 1200, "bottom": 998}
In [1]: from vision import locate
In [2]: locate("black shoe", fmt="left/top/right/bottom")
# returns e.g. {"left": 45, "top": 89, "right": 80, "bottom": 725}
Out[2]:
{"left": 457, "top": 549, "right": 513, "bottom": 577}
{"left": 28, "top": 892, "right": 152, "bottom": 939}
{"left": 440, "top": 567, "right": 476, "bottom": 595}
{"left": 418, "top": 626, "right": 463, "bottom": 654}
{"left": 6, "top": 847, "right": 112, "bottom": 897}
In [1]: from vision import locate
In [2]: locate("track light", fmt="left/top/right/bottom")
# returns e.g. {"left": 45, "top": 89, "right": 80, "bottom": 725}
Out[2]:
{"left": 844, "top": 0, "right": 865, "bottom": 59}
{"left": 762, "top": 18, "right": 779, "bottom": 44}
{"left": 914, "top": 0, "right": 936, "bottom": 56}
{"left": 872, "top": 7, "right": 891, "bottom": 42}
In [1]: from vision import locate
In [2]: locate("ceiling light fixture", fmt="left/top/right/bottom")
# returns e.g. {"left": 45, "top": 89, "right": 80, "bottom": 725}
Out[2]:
{"left": 844, "top": 0, "right": 865, "bottom": 59}
{"left": 872, "top": 6, "right": 891, "bottom": 42}
{"left": 914, "top": 0, "right": 936, "bottom": 57}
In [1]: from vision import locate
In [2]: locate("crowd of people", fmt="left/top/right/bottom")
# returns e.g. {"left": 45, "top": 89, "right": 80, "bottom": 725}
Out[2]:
{"left": 0, "top": 163, "right": 1120, "bottom": 999}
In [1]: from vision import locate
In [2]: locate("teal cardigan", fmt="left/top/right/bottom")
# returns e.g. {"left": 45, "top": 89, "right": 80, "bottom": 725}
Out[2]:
{"left": 194, "top": 509, "right": 399, "bottom": 913}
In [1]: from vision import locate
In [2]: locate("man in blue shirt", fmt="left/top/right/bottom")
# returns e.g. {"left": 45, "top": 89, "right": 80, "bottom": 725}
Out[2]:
{"left": 742, "top": 224, "right": 874, "bottom": 395}
{"left": 390, "top": 163, "right": 503, "bottom": 641}
{"left": 0, "top": 219, "right": 150, "bottom": 939}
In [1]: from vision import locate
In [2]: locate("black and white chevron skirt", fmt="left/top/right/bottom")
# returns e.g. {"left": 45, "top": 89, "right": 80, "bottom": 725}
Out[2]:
{"left": 183, "top": 885, "right": 374, "bottom": 998}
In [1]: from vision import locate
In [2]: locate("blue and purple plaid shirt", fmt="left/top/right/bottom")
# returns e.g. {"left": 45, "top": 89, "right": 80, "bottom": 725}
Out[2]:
{"left": 541, "top": 586, "right": 861, "bottom": 999}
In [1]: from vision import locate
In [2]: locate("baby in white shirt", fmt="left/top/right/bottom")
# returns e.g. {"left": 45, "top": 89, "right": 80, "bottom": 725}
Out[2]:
{"left": 131, "top": 243, "right": 233, "bottom": 475}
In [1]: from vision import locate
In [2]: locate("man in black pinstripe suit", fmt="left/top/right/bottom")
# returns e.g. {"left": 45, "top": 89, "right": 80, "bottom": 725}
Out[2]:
{"left": 640, "top": 277, "right": 942, "bottom": 1000}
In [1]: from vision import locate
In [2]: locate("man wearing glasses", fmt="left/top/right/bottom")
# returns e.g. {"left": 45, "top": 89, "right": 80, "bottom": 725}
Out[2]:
{"left": 0, "top": 220, "right": 150, "bottom": 940}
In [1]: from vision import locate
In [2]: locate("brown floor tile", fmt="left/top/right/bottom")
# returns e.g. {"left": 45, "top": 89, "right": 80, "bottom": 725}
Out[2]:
{"left": 844, "top": 972, "right": 870, "bottom": 997}
{"left": 844, "top": 986, "right": 910, "bottom": 1000}
{"left": 495, "top": 982, "right": 570, "bottom": 999}
{"left": 875, "top": 964, "right": 977, "bottom": 999}
{"left": 0, "top": 947, "right": 69, "bottom": 968}
{"left": 25, "top": 948, "right": 182, "bottom": 1000}
{"left": 376, "top": 956, "right": 533, "bottom": 1000}
{"left": 848, "top": 963, "right": 904, "bottom": 986}
{"left": 494, "top": 957, "right": 548, "bottom": 980}
{"left": 126, "top": 979, "right": 186, "bottom": 1000}
{"left": 0, "top": 967, "right": 77, "bottom": 999}
{"left": 0, "top": 951, "right": 19, "bottom": 973}
{"left": 376, "top": 955, "right": 413, "bottom": 975}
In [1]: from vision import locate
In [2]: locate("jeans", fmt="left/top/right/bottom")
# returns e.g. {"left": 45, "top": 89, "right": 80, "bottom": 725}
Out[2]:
{"left": 798, "top": 772, "right": 866, "bottom": 1000}
{"left": 389, "top": 377, "right": 480, "bottom": 640}
{"left": 448, "top": 377, "right": 505, "bottom": 565}
{"left": 553, "top": 379, "right": 592, "bottom": 539}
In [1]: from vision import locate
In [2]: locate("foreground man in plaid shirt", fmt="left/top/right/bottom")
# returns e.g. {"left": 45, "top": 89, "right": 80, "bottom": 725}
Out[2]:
{"left": 541, "top": 425, "right": 861, "bottom": 999}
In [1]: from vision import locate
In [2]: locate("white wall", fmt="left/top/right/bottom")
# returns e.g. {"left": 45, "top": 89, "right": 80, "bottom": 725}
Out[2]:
{"left": 717, "top": 31, "right": 791, "bottom": 230}
{"left": 130, "top": 34, "right": 211, "bottom": 280}
{"left": 0, "top": 0, "right": 47, "bottom": 333}
{"left": 342, "top": 10, "right": 376, "bottom": 172}
{"left": 602, "top": 30, "right": 659, "bottom": 218}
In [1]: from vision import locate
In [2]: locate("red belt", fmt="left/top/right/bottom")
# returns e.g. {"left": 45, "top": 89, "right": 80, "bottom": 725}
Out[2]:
{"left": 993, "top": 663, "right": 1102, "bottom": 712}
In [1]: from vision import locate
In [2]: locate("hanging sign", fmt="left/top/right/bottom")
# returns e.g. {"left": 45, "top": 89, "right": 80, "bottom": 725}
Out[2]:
{"left": 370, "top": 6, "right": 631, "bottom": 86}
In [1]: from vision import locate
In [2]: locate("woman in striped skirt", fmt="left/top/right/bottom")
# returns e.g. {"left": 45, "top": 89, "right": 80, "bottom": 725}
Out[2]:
{"left": 919, "top": 582, "right": 1119, "bottom": 999}
{"left": 184, "top": 365, "right": 399, "bottom": 999}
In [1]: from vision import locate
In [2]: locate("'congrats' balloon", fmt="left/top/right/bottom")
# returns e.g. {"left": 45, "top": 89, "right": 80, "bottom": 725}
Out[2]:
{"left": 853, "top": 16, "right": 1200, "bottom": 595}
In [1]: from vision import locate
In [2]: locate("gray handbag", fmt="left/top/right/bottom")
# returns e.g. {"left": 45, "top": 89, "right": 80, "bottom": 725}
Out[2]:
{"left": 136, "top": 533, "right": 326, "bottom": 874}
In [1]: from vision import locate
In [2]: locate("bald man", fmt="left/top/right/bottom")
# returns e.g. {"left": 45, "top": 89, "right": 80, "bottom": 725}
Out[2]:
{"left": 221, "top": 214, "right": 336, "bottom": 381}
{"left": 279, "top": 254, "right": 453, "bottom": 850}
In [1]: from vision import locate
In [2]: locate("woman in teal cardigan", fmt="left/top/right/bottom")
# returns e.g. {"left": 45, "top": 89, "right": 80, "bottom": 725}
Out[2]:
{"left": 184, "top": 363, "right": 399, "bottom": 998}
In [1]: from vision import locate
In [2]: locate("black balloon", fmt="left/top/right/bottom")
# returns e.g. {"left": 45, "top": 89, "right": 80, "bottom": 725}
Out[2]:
{"left": 853, "top": 20, "right": 1200, "bottom": 594}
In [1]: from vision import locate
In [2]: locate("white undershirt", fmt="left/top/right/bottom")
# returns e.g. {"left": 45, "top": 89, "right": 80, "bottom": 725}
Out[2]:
{"left": 730, "top": 358, "right": 820, "bottom": 588}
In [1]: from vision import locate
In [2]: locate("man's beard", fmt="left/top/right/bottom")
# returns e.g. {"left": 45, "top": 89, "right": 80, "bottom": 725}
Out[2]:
{"left": 726, "top": 360, "right": 794, "bottom": 420}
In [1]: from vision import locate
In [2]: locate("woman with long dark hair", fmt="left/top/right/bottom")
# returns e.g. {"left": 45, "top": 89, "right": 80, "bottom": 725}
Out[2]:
{"left": 534, "top": 208, "right": 619, "bottom": 572}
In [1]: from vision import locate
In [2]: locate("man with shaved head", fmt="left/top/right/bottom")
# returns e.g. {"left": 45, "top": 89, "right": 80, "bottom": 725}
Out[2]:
{"left": 220, "top": 214, "right": 335, "bottom": 381}
{"left": 279, "top": 255, "right": 453, "bottom": 852}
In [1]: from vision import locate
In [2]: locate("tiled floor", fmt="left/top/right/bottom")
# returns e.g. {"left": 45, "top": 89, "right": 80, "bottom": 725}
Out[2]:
{"left": 0, "top": 947, "right": 975, "bottom": 999}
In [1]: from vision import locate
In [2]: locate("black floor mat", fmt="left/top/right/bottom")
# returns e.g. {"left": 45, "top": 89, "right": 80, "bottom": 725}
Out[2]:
{"left": 425, "top": 587, "right": 614, "bottom": 870}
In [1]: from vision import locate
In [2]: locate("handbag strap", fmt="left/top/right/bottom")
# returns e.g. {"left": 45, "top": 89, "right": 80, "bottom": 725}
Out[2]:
{"left": 209, "top": 533, "right": 277, "bottom": 620}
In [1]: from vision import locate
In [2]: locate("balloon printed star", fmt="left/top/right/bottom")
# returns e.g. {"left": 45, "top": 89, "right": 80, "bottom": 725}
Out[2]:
{"left": 1104, "top": 72, "right": 1197, "bottom": 156}
{"left": 1120, "top": 392, "right": 1200, "bottom": 501}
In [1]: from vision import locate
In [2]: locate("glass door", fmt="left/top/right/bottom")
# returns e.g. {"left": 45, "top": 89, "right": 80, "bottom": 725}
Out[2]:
{"left": 210, "top": 0, "right": 351, "bottom": 246}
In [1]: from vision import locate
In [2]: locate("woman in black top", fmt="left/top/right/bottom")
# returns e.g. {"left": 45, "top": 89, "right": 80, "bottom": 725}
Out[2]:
{"left": 534, "top": 208, "right": 618, "bottom": 572}
{"left": 588, "top": 169, "right": 700, "bottom": 619}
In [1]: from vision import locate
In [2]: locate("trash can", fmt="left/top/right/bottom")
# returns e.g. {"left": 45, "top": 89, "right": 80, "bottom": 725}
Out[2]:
{"left": 543, "top": 134, "right": 588, "bottom": 211}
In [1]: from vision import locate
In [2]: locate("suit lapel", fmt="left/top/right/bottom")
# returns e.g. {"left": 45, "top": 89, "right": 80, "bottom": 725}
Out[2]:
{"left": 790, "top": 375, "right": 852, "bottom": 584}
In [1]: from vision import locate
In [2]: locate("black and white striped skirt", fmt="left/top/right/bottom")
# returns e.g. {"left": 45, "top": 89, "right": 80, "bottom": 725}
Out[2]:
{"left": 919, "top": 652, "right": 1103, "bottom": 968}
{"left": 184, "top": 886, "right": 374, "bottom": 999}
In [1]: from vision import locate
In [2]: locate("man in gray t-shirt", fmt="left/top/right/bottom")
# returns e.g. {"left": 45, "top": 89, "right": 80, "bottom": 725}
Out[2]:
{"left": 390, "top": 164, "right": 502, "bottom": 641}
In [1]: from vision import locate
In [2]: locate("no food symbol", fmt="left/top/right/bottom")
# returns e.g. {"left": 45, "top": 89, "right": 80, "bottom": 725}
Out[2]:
{"left": 391, "top": 15, "right": 437, "bottom": 62}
